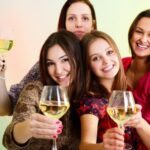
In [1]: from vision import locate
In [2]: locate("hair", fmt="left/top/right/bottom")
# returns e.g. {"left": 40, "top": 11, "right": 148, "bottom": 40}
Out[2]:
{"left": 39, "top": 30, "right": 84, "bottom": 101}
{"left": 57, "top": 0, "right": 97, "bottom": 30}
{"left": 128, "top": 9, "right": 150, "bottom": 61}
{"left": 81, "top": 31, "right": 127, "bottom": 98}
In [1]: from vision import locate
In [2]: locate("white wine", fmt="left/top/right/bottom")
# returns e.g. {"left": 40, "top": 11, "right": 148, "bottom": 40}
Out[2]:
{"left": 39, "top": 101, "right": 70, "bottom": 119}
{"left": 107, "top": 106, "right": 138, "bottom": 125}
{"left": 0, "top": 39, "right": 13, "bottom": 53}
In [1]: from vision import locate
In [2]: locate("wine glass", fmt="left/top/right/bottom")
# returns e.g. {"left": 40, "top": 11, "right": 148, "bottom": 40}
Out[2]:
{"left": 0, "top": 25, "right": 14, "bottom": 53}
{"left": 107, "top": 90, "right": 137, "bottom": 150}
{"left": 39, "top": 85, "right": 70, "bottom": 150}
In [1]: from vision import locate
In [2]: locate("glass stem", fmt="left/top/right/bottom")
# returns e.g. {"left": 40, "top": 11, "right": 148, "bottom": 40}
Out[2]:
{"left": 52, "top": 139, "right": 57, "bottom": 150}
{"left": 119, "top": 124, "right": 124, "bottom": 129}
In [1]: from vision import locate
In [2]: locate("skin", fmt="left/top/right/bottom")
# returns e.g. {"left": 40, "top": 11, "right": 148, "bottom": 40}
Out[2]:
{"left": 13, "top": 46, "right": 71, "bottom": 144}
{"left": 66, "top": 2, "right": 94, "bottom": 40}
{"left": 46, "top": 44, "right": 71, "bottom": 87}
{"left": 124, "top": 17, "right": 150, "bottom": 149}
{"left": 0, "top": 1, "right": 95, "bottom": 116}
{"left": 127, "top": 17, "right": 150, "bottom": 89}
{"left": 88, "top": 38, "right": 119, "bottom": 92}
{"left": 80, "top": 38, "right": 123, "bottom": 150}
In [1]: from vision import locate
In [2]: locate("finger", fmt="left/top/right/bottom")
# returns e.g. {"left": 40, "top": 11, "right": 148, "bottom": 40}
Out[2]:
{"left": 30, "top": 118, "right": 61, "bottom": 130}
{"left": 31, "top": 113, "right": 62, "bottom": 125}
{"left": 32, "top": 131, "right": 58, "bottom": 139}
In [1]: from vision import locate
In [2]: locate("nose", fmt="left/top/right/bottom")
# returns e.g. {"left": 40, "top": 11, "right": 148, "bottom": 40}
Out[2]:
{"left": 102, "top": 56, "right": 110, "bottom": 65}
{"left": 55, "top": 63, "right": 62, "bottom": 74}
{"left": 140, "top": 34, "right": 148, "bottom": 43}
{"left": 75, "top": 19, "right": 82, "bottom": 28}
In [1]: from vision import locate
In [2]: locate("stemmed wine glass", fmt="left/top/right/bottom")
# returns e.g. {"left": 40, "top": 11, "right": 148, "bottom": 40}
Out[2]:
{"left": 0, "top": 25, "right": 14, "bottom": 53}
{"left": 107, "top": 90, "right": 138, "bottom": 150}
{"left": 39, "top": 85, "right": 70, "bottom": 150}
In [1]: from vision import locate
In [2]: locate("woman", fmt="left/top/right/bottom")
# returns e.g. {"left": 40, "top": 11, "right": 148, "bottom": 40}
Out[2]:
{"left": 122, "top": 9, "right": 150, "bottom": 150}
{"left": 77, "top": 30, "right": 127, "bottom": 150}
{"left": 0, "top": 0, "right": 97, "bottom": 116}
{"left": 3, "top": 30, "right": 83, "bottom": 150}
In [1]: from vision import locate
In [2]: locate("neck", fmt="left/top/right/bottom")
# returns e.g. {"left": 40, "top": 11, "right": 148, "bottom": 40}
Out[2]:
{"left": 131, "top": 57, "right": 149, "bottom": 73}
{"left": 100, "top": 79, "right": 114, "bottom": 93}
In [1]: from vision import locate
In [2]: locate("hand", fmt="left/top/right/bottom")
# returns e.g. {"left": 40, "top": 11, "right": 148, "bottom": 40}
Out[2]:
{"left": 0, "top": 55, "right": 6, "bottom": 73}
{"left": 103, "top": 127, "right": 125, "bottom": 150}
{"left": 124, "top": 104, "right": 142, "bottom": 129}
{"left": 29, "top": 113, "right": 63, "bottom": 139}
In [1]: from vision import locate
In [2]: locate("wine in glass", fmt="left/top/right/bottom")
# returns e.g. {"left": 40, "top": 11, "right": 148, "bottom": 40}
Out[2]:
{"left": 39, "top": 85, "right": 70, "bottom": 150}
{"left": 0, "top": 26, "right": 14, "bottom": 53}
{"left": 107, "top": 90, "right": 138, "bottom": 150}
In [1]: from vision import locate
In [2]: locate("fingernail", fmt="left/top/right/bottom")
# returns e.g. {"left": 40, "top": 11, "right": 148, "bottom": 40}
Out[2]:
{"left": 53, "top": 135, "right": 57, "bottom": 138}
{"left": 56, "top": 121, "right": 60, "bottom": 124}
{"left": 57, "top": 130, "right": 62, "bottom": 134}
{"left": 59, "top": 125, "right": 63, "bottom": 129}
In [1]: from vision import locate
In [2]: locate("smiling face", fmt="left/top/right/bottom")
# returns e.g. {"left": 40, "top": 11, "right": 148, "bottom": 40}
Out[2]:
{"left": 65, "top": 2, "right": 94, "bottom": 39}
{"left": 88, "top": 38, "right": 119, "bottom": 85}
{"left": 130, "top": 17, "right": 150, "bottom": 58}
{"left": 46, "top": 44, "right": 71, "bottom": 87}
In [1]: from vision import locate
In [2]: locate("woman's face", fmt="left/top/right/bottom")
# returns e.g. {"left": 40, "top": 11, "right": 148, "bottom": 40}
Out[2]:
{"left": 46, "top": 44, "right": 71, "bottom": 87}
{"left": 65, "top": 2, "right": 94, "bottom": 39}
{"left": 88, "top": 38, "right": 119, "bottom": 84}
{"left": 130, "top": 17, "right": 150, "bottom": 58}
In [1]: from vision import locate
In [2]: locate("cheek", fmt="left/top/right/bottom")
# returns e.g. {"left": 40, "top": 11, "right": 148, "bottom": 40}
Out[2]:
{"left": 47, "top": 67, "right": 54, "bottom": 77}
{"left": 90, "top": 62, "right": 99, "bottom": 74}
{"left": 65, "top": 21, "right": 73, "bottom": 31}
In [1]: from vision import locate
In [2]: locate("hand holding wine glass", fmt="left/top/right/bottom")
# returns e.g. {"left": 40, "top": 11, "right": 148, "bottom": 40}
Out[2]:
{"left": 0, "top": 25, "right": 14, "bottom": 53}
{"left": 0, "top": 25, "right": 14, "bottom": 78}
{"left": 39, "top": 85, "right": 70, "bottom": 150}
{"left": 107, "top": 90, "right": 138, "bottom": 150}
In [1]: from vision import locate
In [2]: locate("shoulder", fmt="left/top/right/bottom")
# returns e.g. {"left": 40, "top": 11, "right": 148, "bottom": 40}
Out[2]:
{"left": 20, "top": 80, "right": 43, "bottom": 99}
{"left": 77, "top": 96, "right": 108, "bottom": 118}
{"left": 122, "top": 57, "right": 132, "bottom": 70}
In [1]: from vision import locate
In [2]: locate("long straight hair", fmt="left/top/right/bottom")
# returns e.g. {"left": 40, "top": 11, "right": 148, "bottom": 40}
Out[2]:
{"left": 39, "top": 30, "right": 84, "bottom": 101}
{"left": 128, "top": 9, "right": 150, "bottom": 62}
{"left": 81, "top": 31, "right": 127, "bottom": 98}
{"left": 57, "top": 0, "right": 97, "bottom": 30}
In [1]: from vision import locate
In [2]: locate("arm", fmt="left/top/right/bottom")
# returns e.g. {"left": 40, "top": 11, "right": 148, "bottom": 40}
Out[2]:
{"left": 3, "top": 81, "right": 62, "bottom": 149}
{"left": 79, "top": 114, "right": 104, "bottom": 150}
{"left": 0, "top": 56, "right": 12, "bottom": 115}
{"left": 79, "top": 114, "right": 124, "bottom": 150}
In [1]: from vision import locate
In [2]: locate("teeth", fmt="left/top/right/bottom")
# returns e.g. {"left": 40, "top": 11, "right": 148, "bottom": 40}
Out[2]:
{"left": 137, "top": 44, "right": 148, "bottom": 49}
{"left": 103, "top": 65, "right": 113, "bottom": 71}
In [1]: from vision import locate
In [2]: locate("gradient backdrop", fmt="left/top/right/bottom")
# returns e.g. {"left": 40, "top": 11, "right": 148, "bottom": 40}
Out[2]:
{"left": 0, "top": 0, "right": 150, "bottom": 149}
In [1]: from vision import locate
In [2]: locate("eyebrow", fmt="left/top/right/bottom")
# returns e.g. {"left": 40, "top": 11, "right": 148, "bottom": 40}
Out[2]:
{"left": 46, "top": 55, "right": 67, "bottom": 61}
{"left": 89, "top": 47, "right": 113, "bottom": 57}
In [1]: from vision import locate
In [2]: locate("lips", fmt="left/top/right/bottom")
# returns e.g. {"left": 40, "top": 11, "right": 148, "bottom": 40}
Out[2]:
{"left": 56, "top": 74, "right": 70, "bottom": 84}
{"left": 136, "top": 43, "right": 149, "bottom": 50}
{"left": 102, "top": 64, "right": 114, "bottom": 72}
{"left": 74, "top": 31, "right": 85, "bottom": 38}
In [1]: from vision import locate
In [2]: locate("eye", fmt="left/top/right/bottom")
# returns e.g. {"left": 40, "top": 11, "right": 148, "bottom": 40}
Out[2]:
{"left": 91, "top": 56, "right": 100, "bottom": 61}
{"left": 106, "top": 50, "right": 114, "bottom": 55}
{"left": 61, "top": 57, "right": 69, "bottom": 63}
{"left": 82, "top": 16, "right": 90, "bottom": 21}
{"left": 46, "top": 61, "right": 54, "bottom": 67}
{"left": 135, "top": 29, "right": 143, "bottom": 34}
{"left": 67, "top": 16, "right": 75, "bottom": 21}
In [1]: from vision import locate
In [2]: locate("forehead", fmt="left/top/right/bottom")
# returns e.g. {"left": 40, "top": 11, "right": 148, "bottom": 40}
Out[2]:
{"left": 88, "top": 38, "right": 111, "bottom": 54}
{"left": 67, "top": 2, "right": 92, "bottom": 16}
{"left": 136, "top": 17, "right": 150, "bottom": 30}
{"left": 47, "top": 44, "right": 66, "bottom": 59}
